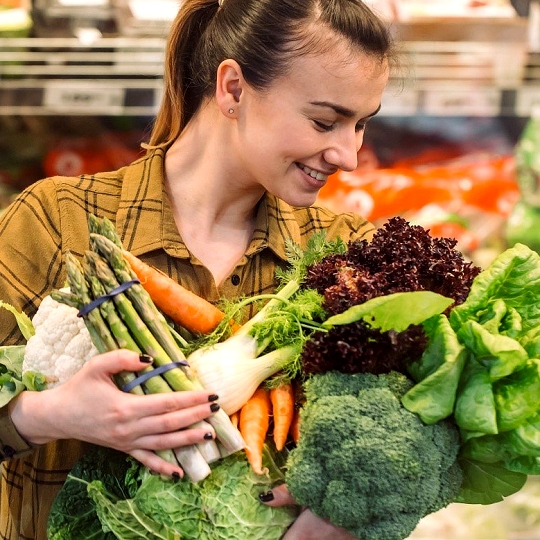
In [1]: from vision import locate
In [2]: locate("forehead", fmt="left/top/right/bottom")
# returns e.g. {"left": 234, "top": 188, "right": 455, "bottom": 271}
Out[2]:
{"left": 272, "top": 41, "right": 389, "bottom": 115}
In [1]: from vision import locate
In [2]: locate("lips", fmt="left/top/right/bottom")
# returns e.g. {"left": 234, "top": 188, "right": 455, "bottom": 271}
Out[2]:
{"left": 297, "top": 163, "right": 330, "bottom": 182}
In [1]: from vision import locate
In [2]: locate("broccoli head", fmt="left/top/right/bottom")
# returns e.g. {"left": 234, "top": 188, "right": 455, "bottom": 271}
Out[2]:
{"left": 285, "top": 371, "right": 462, "bottom": 540}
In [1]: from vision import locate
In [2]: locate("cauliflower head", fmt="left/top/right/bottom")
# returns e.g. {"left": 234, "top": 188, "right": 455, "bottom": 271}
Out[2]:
{"left": 23, "top": 294, "right": 98, "bottom": 388}
{"left": 285, "top": 371, "right": 463, "bottom": 540}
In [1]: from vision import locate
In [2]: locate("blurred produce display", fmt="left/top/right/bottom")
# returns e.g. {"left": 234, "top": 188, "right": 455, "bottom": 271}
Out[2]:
{"left": 0, "top": 1, "right": 31, "bottom": 37}
{"left": 0, "top": 116, "right": 147, "bottom": 212}
{"left": 317, "top": 116, "right": 527, "bottom": 268}
{"left": 505, "top": 109, "right": 540, "bottom": 252}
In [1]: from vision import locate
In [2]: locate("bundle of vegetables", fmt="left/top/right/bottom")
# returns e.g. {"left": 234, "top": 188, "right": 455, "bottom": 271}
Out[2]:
{"left": 19, "top": 214, "right": 540, "bottom": 539}
{"left": 54, "top": 215, "right": 246, "bottom": 482}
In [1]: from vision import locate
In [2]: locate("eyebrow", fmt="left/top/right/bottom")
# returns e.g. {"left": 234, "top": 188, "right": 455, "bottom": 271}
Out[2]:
{"left": 309, "top": 101, "right": 382, "bottom": 120}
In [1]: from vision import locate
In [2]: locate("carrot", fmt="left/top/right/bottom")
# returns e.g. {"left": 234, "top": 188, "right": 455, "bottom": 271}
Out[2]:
{"left": 229, "top": 411, "right": 239, "bottom": 429}
{"left": 239, "top": 386, "right": 271, "bottom": 475}
{"left": 122, "top": 249, "right": 237, "bottom": 335}
{"left": 270, "top": 382, "right": 295, "bottom": 451}
{"left": 289, "top": 405, "right": 301, "bottom": 444}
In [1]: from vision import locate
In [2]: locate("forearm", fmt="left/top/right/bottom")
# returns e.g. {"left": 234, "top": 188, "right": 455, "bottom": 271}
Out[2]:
{"left": 8, "top": 391, "right": 59, "bottom": 447}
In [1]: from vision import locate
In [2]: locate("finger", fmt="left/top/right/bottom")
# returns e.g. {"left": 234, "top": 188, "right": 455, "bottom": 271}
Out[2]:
{"left": 259, "top": 483, "right": 296, "bottom": 506}
{"left": 136, "top": 425, "right": 216, "bottom": 451}
{"left": 129, "top": 448, "right": 184, "bottom": 479}
{"left": 86, "top": 349, "right": 152, "bottom": 377}
{"left": 124, "top": 391, "right": 219, "bottom": 436}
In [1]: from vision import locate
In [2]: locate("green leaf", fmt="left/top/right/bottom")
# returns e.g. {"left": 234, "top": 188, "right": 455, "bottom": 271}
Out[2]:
{"left": 451, "top": 243, "right": 540, "bottom": 334}
{"left": 323, "top": 291, "right": 453, "bottom": 332}
{"left": 454, "top": 359, "right": 498, "bottom": 435}
{"left": 0, "top": 301, "right": 34, "bottom": 340}
{"left": 493, "top": 361, "right": 540, "bottom": 432}
{"left": 457, "top": 320, "right": 528, "bottom": 380}
{"left": 402, "top": 315, "right": 466, "bottom": 424}
{"left": 455, "top": 458, "right": 527, "bottom": 504}
{"left": 0, "top": 345, "right": 27, "bottom": 407}
{"left": 47, "top": 447, "right": 132, "bottom": 540}
{"left": 134, "top": 449, "right": 297, "bottom": 540}
{"left": 89, "top": 483, "right": 173, "bottom": 540}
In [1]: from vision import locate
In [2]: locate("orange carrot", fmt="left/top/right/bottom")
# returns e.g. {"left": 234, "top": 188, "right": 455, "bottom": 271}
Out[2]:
{"left": 289, "top": 406, "right": 301, "bottom": 444}
{"left": 270, "top": 382, "right": 295, "bottom": 451}
{"left": 122, "top": 250, "right": 237, "bottom": 335}
{"left": 239, "top": 386, "right": 271, "bottom": 474}
{"left": 229, "top": 411, "right": 239, "bottom": 429}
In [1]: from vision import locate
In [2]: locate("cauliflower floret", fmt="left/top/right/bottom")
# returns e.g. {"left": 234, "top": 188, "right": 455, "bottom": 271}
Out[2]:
{"left": 23, "top": 294, "right": 98, "bottom": 388}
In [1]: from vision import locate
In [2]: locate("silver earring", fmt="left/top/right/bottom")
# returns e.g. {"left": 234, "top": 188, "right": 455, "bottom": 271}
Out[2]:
{"left": 228, "top": 108, "right": 234, "bottom": 114}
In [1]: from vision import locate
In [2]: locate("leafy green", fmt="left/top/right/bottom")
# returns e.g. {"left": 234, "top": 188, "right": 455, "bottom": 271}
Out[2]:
{"left": 49, "top": 446, "right": 297, "bottom": 540}
{"left": 322, "top": 291, "right": 453, "bottom": 332}
{"left": 0, "top": 300, "right": 35, "bottom": 340}
{"left": 0, "top": 303, "right": 45, "bottom": 404}
{"left": 47, "top": 446, "right": 132, "bottom": 539}
{"left": 401, "top": 243, "right": 540, "bottom": 503}
{"left": 456, "top": 458, "right": 527, "bottom": 504}
{"left": 402, "top": 315, "right": 467, "bottom": 424}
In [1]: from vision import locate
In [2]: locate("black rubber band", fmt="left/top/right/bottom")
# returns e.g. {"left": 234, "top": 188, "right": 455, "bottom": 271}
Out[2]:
{"left": 77, "top": 279, "right": 140, "bottom": 317}
{"left": 121, "top": 361, "right": 189, "bottom": 393}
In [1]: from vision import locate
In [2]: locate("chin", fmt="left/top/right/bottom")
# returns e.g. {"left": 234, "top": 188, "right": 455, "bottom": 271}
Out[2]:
{"left": 280, "top": 193, "right": 319, "bottom": 208}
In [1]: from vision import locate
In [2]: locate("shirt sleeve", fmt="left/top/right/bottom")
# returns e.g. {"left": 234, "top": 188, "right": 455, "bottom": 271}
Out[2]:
{"left": 0, "top": 403, "right": 35, "bottom": 460}
{"left": 0, "top": 179, "right": 64, "bottom": 345}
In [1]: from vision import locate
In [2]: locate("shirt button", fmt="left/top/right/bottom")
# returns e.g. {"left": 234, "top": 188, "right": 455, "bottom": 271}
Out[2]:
{"left": 3, "top": 445, "right": 15, "bottom": 458}
{"left": 231, "top": 274, "right": 241, "bottom": 286}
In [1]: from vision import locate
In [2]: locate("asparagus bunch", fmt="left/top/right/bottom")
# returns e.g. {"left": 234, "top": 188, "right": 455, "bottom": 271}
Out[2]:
{"left": 52, "top": 216, "right": 245, "bottom": 482}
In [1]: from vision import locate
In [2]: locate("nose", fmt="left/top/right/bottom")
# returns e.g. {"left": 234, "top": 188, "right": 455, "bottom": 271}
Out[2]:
{"left": 323, "top": 129, "right": 364, "bottom": 172}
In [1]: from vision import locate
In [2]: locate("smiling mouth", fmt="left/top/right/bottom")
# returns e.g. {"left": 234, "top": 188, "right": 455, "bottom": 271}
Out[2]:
{"left": 297, "top": 163, "right": 329, "bottom": 182}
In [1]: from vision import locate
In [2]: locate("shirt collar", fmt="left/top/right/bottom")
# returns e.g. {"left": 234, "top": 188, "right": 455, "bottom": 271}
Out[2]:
{"left": 116, "top": 147, "right": 299, "bottom": 263}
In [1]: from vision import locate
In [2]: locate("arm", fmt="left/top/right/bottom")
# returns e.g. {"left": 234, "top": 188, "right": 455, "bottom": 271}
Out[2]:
{"left": 8, "top": 349, "right": 222, "bottom": 477}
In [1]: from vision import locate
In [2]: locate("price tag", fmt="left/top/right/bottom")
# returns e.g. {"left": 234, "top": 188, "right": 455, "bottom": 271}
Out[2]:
{"left": 43, "top": 82, "right": 125, "bottom": 114}
{"left": 515, "top": 87, "right": 540, "bottom": 117}
{"left": 423, "top": 88, "right": 500, "bottom": 116}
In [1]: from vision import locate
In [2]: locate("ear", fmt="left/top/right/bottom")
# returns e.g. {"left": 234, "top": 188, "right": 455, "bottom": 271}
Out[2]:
{"left": 215, "top": 59, "right": 244, "bottom": 117}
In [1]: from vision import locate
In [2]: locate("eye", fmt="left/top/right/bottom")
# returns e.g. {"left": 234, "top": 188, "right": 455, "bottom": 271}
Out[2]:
{"left": 313, "top": 120, "right": 335, "bottom": 132}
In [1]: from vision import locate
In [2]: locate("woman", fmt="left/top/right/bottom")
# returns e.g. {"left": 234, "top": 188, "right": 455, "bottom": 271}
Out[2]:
{"left": 0, "top": 0, "right": 394, "bottom": 537}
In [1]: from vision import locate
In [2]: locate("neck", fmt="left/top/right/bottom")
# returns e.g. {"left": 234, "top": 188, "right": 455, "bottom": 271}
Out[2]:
{"left": 163, "top": 104, "right": 264, "bottom": 285}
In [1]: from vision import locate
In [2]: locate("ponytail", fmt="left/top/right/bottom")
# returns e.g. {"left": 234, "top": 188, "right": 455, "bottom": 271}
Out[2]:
{"left": 148, "top": 0, "right": 218, "bottom": 148}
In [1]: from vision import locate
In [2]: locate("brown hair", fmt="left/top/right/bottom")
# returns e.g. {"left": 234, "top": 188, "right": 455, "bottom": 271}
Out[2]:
{"left": 148, "top": 0, "right": 394, "bottom": 148}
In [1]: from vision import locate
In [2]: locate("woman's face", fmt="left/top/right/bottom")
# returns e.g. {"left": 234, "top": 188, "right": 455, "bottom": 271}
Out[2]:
{"left": 235, "top": 40, "right": 389, "bottom": 208}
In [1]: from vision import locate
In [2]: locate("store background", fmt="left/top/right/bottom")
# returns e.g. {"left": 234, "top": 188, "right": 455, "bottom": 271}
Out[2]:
{"left": 1, "top": 0, "right": 540, "bottom": 538}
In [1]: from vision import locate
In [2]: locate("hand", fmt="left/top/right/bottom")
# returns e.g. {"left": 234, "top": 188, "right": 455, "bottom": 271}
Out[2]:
{"left": 9, "top": 349, "right": 220, "bottom": 476}
{"left": 261, "top": 484, "right": 356, "bottom": 540}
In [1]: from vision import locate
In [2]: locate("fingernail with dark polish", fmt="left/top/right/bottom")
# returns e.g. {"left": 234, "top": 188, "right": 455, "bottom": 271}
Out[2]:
{"left": 171, "top": 471, "right": 181, "bottom": 480}
{"left": 208, "top": 394, "right": 219, "bottom": 402}
{"left": 259, "top": 491, "right": 274, "bottom": 502}
{"left": 139, "top": 353, "right": 153, "bottom": 364}
{"left": 203, "top": 432, "right": 214, "bottom": 440}
{"left": 210, "top": 402, "right": 220, "bottom": 413}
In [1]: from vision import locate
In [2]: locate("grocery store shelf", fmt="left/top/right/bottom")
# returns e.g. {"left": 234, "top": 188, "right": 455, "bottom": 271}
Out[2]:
{"left": 0, "top": 37, "right": 165, "bottom": 115}
{"left": 0, "top": 34, "right": 539, "bottom": 117}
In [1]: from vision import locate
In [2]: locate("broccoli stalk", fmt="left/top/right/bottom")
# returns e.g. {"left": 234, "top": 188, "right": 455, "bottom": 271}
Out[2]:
{"left": 285, "top": 371, "right": 463, "bottom": 540}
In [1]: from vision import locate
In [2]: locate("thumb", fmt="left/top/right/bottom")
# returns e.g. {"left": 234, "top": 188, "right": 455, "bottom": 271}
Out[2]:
{"left": 258, "top": 483, "right": 297, "bottom": 507}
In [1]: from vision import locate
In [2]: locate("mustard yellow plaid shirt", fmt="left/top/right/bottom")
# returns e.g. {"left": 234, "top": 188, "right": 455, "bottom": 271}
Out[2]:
{"left": 0, "top": 147, "right": 374, "bottom": 539}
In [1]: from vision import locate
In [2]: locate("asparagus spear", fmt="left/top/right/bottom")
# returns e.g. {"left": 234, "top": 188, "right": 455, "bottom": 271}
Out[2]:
{"left": 89, "top": 229, "right": 244, "bottom": 454}
{"left": 62, "top": 253, "right": 140, "bottom": 394}
{"left": 62, "top": 253, "right": 197, "bottom": 476}
{"left": 83, "top": 251, "right": 220, "bottom": 468}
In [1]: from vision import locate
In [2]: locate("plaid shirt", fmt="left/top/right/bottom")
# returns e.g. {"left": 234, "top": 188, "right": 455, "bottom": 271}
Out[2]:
{"left": 0, "top": 147, "right": 374, "bottom": 539}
